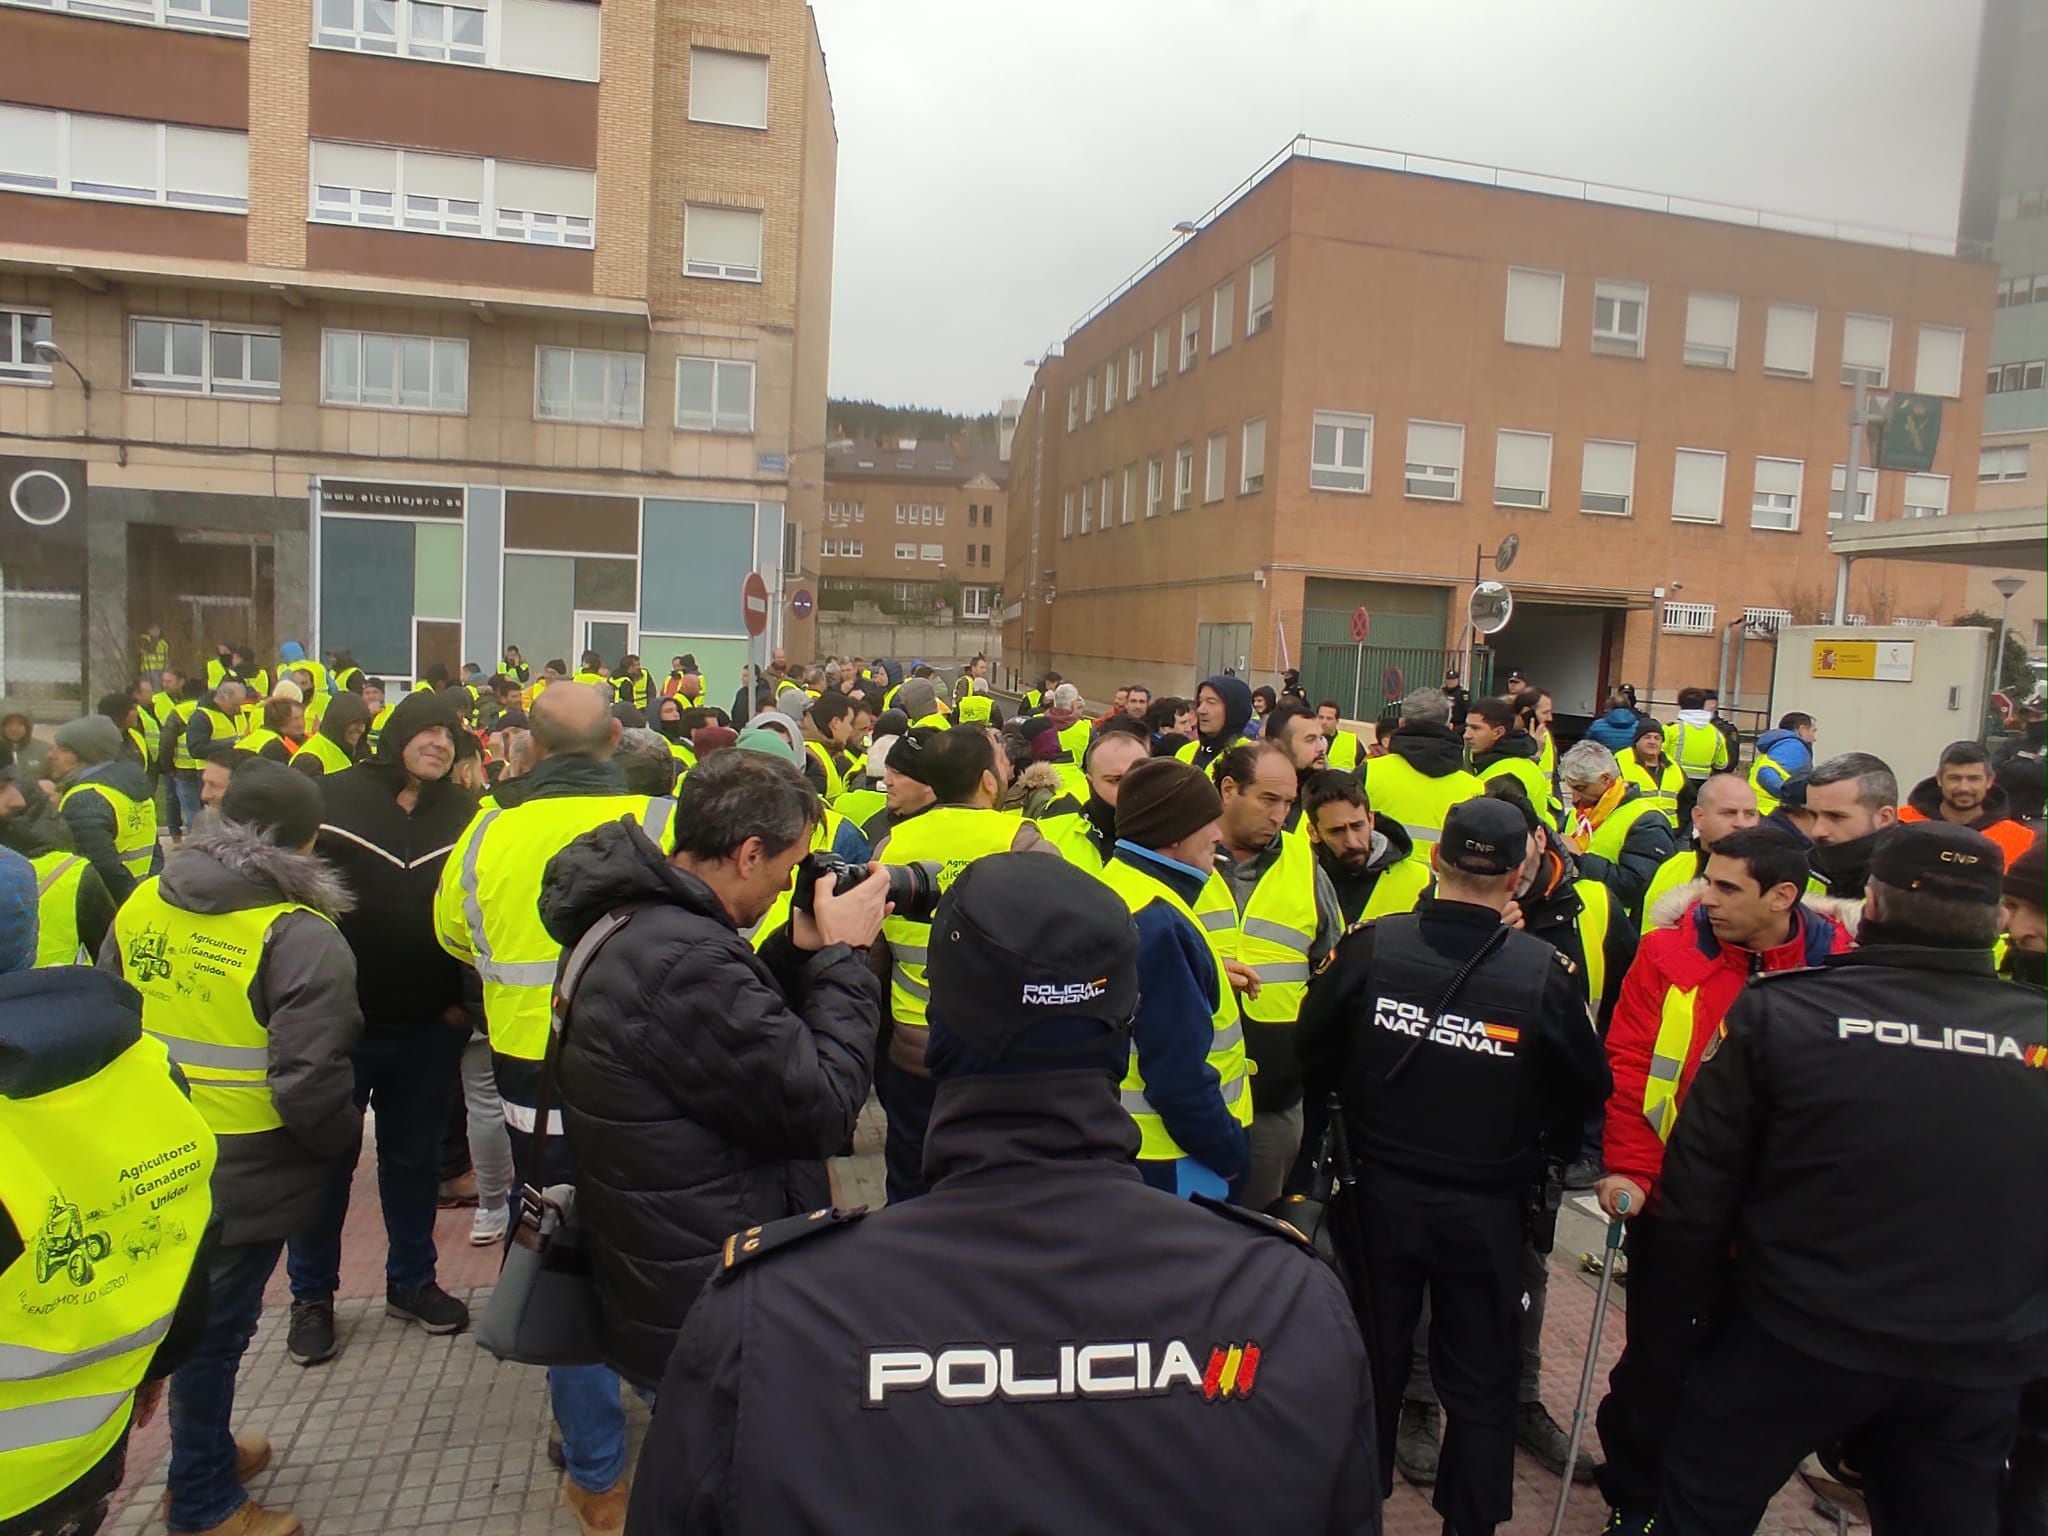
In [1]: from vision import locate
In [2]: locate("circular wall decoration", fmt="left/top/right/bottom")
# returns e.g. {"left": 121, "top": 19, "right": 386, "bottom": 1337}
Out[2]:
{"left": 10, "top": 470, "right": 71, "bottom": 528}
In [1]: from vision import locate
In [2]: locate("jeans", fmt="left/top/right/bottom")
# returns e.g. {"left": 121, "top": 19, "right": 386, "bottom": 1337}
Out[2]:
{"left": 549, "top": 1365, "right": 629, "bottom": 1494}
{"left": 166, "top": 1239, "right": 285, "bottom": 1532}
{"left": 874, "top": 1059, "right": 936, "bottom": 1203}
{"left": 172, "top": 772, "right": 202, "bottom": 835}
{"left": 287, "top": 1025, "right": 466, "bottom": 1299}
{"left": 461, "top": 1032, "right": 515, "bottom": 1215}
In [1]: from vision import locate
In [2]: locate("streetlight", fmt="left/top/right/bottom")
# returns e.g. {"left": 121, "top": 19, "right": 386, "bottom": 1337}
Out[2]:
{"left": 31, "top": 340, "right": 92, "bottom": 436}
{"left": 1992, "top": 575, "right": 2026, "bottom": 727}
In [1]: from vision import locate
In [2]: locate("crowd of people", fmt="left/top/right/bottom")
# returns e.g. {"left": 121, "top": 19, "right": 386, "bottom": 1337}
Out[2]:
{"left": 3, "top": 633, "right": 2045, "bottom": 1536}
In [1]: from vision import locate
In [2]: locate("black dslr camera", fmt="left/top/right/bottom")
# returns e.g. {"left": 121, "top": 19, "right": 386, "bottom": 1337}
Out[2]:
{"left": 790, "top": 851, "right": 942, "bottom": 924}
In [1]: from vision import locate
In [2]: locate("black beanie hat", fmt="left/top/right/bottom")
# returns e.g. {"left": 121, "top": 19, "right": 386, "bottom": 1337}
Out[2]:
{"left": 221, "top": 758, "right": 323, "bottom": 848}
{"left": 1114, "top": 758, "right": 1223, "bottom": 848}
{"left": 374, "top": 687, "right": 462, "bottom": 766}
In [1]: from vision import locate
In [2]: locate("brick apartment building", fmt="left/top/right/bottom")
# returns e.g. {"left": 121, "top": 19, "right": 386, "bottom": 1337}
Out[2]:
{"left": 0, "top": 0, "right": 835, "bottom": 711}
{"left": 1002, "top": 142, "right": 1993, "bottom": 724}
{"left": 818, "top": 435, "right": 1007, "bottom": 628}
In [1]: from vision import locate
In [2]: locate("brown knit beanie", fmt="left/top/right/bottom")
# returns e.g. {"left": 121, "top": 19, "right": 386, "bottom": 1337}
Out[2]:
{"left": 1114, "top": 758, "right": 1223, "bottom": 849}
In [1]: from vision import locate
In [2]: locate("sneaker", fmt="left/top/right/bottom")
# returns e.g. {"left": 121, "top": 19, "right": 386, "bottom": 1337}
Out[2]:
{"left": 562, "top": 1478, "right": 629, "bottom": 1536}
{"left": 1394, "top": 1398, "right": 1441, "bottom": 1485}
{"left": 470, "top": 1203, "right": 510, "bottom": 1246}
{"left": 1563, "top": 1156, "right": 1604, "bottom": 1190}
{"left": 1518, "top": 1399, "right": 1596, "bottom": 1483}
{"left": 1601, "top": 1512, "right": 1656, "bottom": 1536}
{"left": 285, "top": 1300, "right": 336, "bottom": 1367}
{"left": 170, "top": 1498, "right": 303, "bottom": 1536}
{"left": 386, "top": 1281, "right": 470, "bottom": 1335}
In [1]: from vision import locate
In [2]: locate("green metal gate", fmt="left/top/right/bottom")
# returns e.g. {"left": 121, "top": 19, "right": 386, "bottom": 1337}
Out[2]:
{"left": 1300, "top": 608, "right": 1493, "bottom": 720}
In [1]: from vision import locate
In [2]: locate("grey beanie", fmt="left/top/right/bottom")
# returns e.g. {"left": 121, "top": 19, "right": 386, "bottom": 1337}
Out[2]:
{"left": 55, "top": 715, "right": 123, "bottom": 765}
{"left": 896, "top": 678, "right": 939, "bottom": 719}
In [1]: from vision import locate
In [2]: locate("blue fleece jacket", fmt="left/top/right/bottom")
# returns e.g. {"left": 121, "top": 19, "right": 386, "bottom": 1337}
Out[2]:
{"left": 1584, "top": 707, "right": 1647, "bottom": 754}
{"left": 1112, "top": 844, "right": 1249, "bottom": 1183}
{"left": 1750, "top": 728, "right": 1812, "bottom": 796}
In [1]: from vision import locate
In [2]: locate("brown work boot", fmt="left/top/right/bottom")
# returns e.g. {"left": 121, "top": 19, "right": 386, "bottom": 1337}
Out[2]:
{"left": 173, "top": 1498, "right": 303, "bottom": 1536}
{"left": 234, "top": 1434, "right": 273, "bottom": 1482}
{"left": 562, "top": 1478, "right": 629, "bottom": 1536}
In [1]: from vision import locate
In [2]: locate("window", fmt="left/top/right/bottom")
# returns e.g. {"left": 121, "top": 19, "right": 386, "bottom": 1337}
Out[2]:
{"left": 920, "top": 545, "right": 943, "bottom": 562}
{"left": 535, "top": 346, "right": 643, "bottom": 426}
{"left": 1211, "top": 279, "right": 1235, "bottom": 354}
{"left": 1179, "top": 304, "right": 1199, "bottom": 373}
{"left": 683, "top": 204, "right": 763, "bottom": 281}
{"left": 1828, "top": 464, "right": 1876, "bottom": 522}
{"left": 1146, "top": 457, "right": 1163, "bottom": 518}
{"left": 1683, "top": 292, "right": 1738, "bottom": 369}
{"left": 963, "top": 544, "right": 976, "bottom": 566}
{"left": 131, "top": 318, "right": 281, "bottom": 399}
{"left": 1123, "top": 463, "right": 1138, "bottom": 524}
{"left": 1066, "top": 384, "right": 1079, "bottom": 431}
{"left": 1750, "top": 456, "right": 1804, "bottom": 531}
{"left": 1103, "top": 358, "right": 1117, "bottom": 414}
{"left": 1174, "top": 444, "right": 1194, "bottom": 510}
{"left": 1763, "top": 303, "right": 1817, "bottom": 377}
{"left": 313, "top": 0, "right": 598, "bottom": 78}
{"left": 0, "top": 309, "right": 53, "bottom": 385}
{"left": 1990, "top": 361, "right": 2048, "bottom": 394}
{"left": 314, "top": 0, "right": 397, "bottom": 52}
{"left": 1404, "top": 421, "right": 1464, "bottom": 501}
{"left": 0, "top": 107, "right": 248, "bottom": 211}
{"left": 1080, "top": 482, "right": 1092, "bottom": 534}
{"left": 1591, "top": 279, "right": 1647, "bottom": 358}
{"left": 1903, "top": 473, "right": 1949, "bottom": 519}
{"left": 689, "top": 49, "right": 768, "bottom": 129}
{"left": 7, "top": 0, "right": 249, "bottom": 33}
{"left": 1100, "top": 474, "right": 1112, "bottom": 528}
{"left": 321, "top": 329, "right": 466, "bottom": 412}
{"left": 1492, "top": 430, "right": 1551, "bottom": 508}
{"left": 1840, "top": 314, "right": 1892, "bottom": 388}
{"left": 495, "top": 162, "right": 596, "bottom": 246}
{"left": 1240, "top": 418, "right": 1266, "bottom": 494}
{"left": 1580, "top": 439, "right": 1636, "bottom": 516}
{"left": 1670, "top": 448, "right": 1726, "bottom": 524}
{"left": 1504, "top": 267, "right": 1564, "bottom": 348}
{"left": 1980, "top": 444, "right": 2029, "bottom": 483}
{"left": 675, "top": 357, "right": 754, "bottom": 433}
{"left": 1914, "top": 324, "right": 1964, "bottom": 397}
{"left": 1204, "top": 432, "right": 1227, "bottom": 502}
{"left": 1084, "top": 372, "right": 1096, "bottom": 423}
{"left": 1663, "top": 602, "right": 1718, "bottom": 636}
{"left": 1308, "top": 411, "right": 1371, "bottom": 493}
{"left": 961, "top": 586, "right": 991, "bottom": 620}
{"left": 895, "top": 541, "right": 918, "bottom": 560}
{"left": 406, "top": 0, "right": 486, "bottom": 64}
{"left": 1152, "top": 325, "right": 1169, "bottom": 386}
{"left": 1247, "top": 251, "right": 1275, "bottom": 334}
{"left": 820, "top": 537, "right": 836, "bottom": 557}
{"left": 1126, "top": 344, "right": 1142, "bottom": 401}
{"left": 1060, "top": 491, "right": 1072, "bottom": 539}
{"left": 311, "top": 142, "right": 591, "bottom": 246}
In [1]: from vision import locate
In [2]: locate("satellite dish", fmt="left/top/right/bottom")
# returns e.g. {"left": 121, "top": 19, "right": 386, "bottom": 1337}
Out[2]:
{"left": 1469, "top": 580, "right": 1514, "bottom": 636}
{"left": 1495, "top": 534, "right": 1519, "bottom": 574}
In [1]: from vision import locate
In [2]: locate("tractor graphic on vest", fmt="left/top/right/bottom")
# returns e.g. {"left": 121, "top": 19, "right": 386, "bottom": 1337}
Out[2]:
{"left": 36, "top": 1194, "right": 113, "bottom": 1287}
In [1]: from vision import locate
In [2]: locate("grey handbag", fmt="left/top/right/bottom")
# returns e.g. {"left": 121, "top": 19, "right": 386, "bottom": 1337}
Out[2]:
{"left": 475, "top": 907, "right": 639, "bottom": 1366}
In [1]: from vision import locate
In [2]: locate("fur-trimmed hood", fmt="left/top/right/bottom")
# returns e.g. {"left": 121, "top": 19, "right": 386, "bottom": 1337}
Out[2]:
{"left": 162, "top": 815, "right": 354, "bottom": 919}
{"left": 1645, "top": 876, "right": 1861, "bottom": 938}
{"left": 1014, "top": 761, "right": 1066, "bottom": 800}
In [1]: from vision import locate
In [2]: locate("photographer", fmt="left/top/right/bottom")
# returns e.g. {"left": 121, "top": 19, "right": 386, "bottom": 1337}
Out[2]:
{"left": 536, "top": 750, "right": 887, "bottom": 1403}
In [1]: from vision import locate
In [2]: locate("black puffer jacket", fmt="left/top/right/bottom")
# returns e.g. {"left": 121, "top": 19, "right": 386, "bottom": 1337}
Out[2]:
{"left": 538, "top": 819, "right": 881, "bottom": 1389}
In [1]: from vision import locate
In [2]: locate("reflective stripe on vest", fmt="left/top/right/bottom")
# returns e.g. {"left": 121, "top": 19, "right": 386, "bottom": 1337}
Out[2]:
{"left": 1643, "top": 986, "right": 1700, "bottom": 1142}
{"left": 58, "top": 781, "right": 158, "bottom": 873}
{"left": 30, "top": 852, "right": 86, "bottom": 968}
{"left": 113, "top": 880, "right": 320, "bottom": 1135}
{"left": 0, "top": 1032, "right": 214, "bottom": 1519}
{"left": 879, "top": 807, "right": 1023, "bottom": 1028}
{"left": 1667, "top": 721, "right": 1723, "bottom": 781}
{"left": 1587, "top": 793, "right": 1664, "bottom": 867}
{"left": 1362, "top": 754, "right": 1483, "bottom": 867}
{"left": 1096, "top": 858, "right": 1252, "bottom": 1158}
{"left": 169, "top": 700, "right": 202, "bottom": 771}
{"left": 1575, "top": 879, "right": 1613, "bottom": 1010}
{"left": 445, "top": 794, "right": 676, "bottom": 1063}
{"left": 1236, "top": 830, "right": 1319, "bottom": 1022}
{"left": 298, "top": 733, "right": 354, "bottom": 776}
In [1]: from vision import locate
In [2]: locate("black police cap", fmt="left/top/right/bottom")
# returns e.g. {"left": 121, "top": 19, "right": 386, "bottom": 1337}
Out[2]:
{"left": 1439, "top": 797, "right": 1528, "bottom": 876}
{"left": 1871, "top": 821, "right": 2004, "bottom": 905}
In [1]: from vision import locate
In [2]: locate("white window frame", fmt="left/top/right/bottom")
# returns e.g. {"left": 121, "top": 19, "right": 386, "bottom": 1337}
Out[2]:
{"left": 681, "top": 203, "right": 762, "bottom": 282}
{"left": 1913, "top": 324, "right": 1965, "bottom": 398}
{"left": 1311, "top": 410, "right": 1371, "bottom": 494}
{"left": 1840, "top": 313, "right": 1892, "bottom": 389}
{"left": 1066, "top": 384, "right": 1079, "bottom": 432}
{"left": 1902, "top": 473, "right": 1949, "bottom": 519}
{"left": 534, "top": 345, "right": 644, "bottom": 427}
{"left": 1204, "top": 432, "right": 1227, "bottom": 503}
{"left": 1, "top": 108, "right": 249, "bottom": 212}
{"left": 130, "top": 317, "right": 282, "bottom": 400}
{"left": 1173, "top": 444, "right": 1194, "bottom": 510}
{"left": 310, "top": 142, "right": 593, "bottom": 248}
{"left": 1099, "top": 474, "right": 1112, "bottom": 530}
{"left": 919, "top": 543, "right": 943, "bottom": 563}
{"left": 1404, "top": 420, "right": 1464, "bottom": 502}
{"left": 1828, "top": 463, "right": 1877, "bottom": 523}
{"left": 1580, "top": 439, "right": 1637, "bottom": 517}
{"left": 0, "top": 309, "right": 54, "bottom": 386}
{"left": 1084, "top": 371, "right": 1096, "bottom": 423}
{"left": 961, "top": 586, "right": 991, "bottom": 620}
{"left": 1492, "top": 429, "right": 1551, "bottom": 509}
{"left": 1079, "top": 481, "right": 1093, "bottom": 535}
{"left": 1179, "top": 304, "right": 1200, "bottom": 373}
{"left": 674, "top": 356, "right": 754, "bottom": 434}
{"left": 1682, "top": 292, "right": 1738, "bottom": 370}
{"left": 687, "top": 47, "right": 769, "bottom": 131}
{"left": 1126, "top": 344, "right": 1142, "bottom": 401}
{"left": 311, "top": 0, "right": 600, "bottom": 81}
{"left": 1750, "top": 456, "right": 1804, "bottom": 532}
{"left": 1146, "top": 456, "right": 1163, "bottom": 518}
{"left": 1103, "top": 357, "right": 1117, "bottom": 414}
{"left": 1123, "top": 463, "right": 1138, "bottom": 524}
{"left": 1504, "top": 266, "right": 1564, "bottom": 349}
{"left": 1059, "top": 492, "right": 1072, "bottom": 539}
{"left": 1591, "top": 279, "right": 1647, "bottom": 359}
{"left": 1247, "top": 251, "right": 1275, "bottom": 334}
{"left": 1240, "top": 418, "right": 1266, "bottom": 494}
{"left": 3, "top": 0, "right": 249, "bottom": 34}
{"left": 1211, "top": 279, "right": 1235, "bottom": 355}
{"left": 1763, "top": 303, "right": 1818, "bottom": 378}
{"left": 1979, "top": 443, "right": 2029, "bottom": 483}
{"left": 894, "top": 541, "right": 918, "bottom": 561}
{"left": 1670, "top": 448, "right": 1727, "bottom": 525}
{"left": 1152, "top": 324, "right": 1169, "bottom": 386}
{"left": 320, "top": 328, "right": 467, "bottom": 413}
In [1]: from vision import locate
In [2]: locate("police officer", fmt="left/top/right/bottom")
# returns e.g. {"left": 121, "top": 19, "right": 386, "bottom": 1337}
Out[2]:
{"left": 628, "top": 853, "right": 1379, "bottom": 1534}
{"left": 1646, "top": 822, "right": 2048, "bottom": 1535}
{"left": 1298, "top": 796, "right": 1611, "bottom": 1536}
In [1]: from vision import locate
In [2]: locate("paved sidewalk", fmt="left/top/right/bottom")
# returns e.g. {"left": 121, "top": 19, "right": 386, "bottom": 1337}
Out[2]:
{"left": 105, "top": 1108, "right": 1852, "bottom": 1535}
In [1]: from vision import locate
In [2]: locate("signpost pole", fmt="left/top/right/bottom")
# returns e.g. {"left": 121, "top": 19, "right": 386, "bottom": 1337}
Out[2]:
{"left": 1354, "top": 642, "right": 1364, "bottom": 719}
{"left": 1834, "top": 379, "right": 1868, "bottom": 624}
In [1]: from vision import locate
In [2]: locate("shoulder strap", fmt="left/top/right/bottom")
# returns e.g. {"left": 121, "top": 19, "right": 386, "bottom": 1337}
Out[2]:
{"left": 525, "top": 903, "right": 649, "bottom": 1170}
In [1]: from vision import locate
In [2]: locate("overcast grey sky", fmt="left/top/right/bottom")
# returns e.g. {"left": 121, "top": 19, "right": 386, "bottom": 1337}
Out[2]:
{"left": 808, "top": 0, "right": 1987, "bottom": 413}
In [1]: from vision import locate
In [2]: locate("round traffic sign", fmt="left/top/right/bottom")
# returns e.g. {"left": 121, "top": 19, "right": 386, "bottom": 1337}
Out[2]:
{"left": 741, "top": 571, "right": 771, "bottom": 637}
{"left": 1350, "top": 605, "right": 1371, "bottom": 644}
{"left": 1381, "top": 665, "right": 1404, "bottom": 701}
{"left": 791, "top": 588, "right": 815, "bottom": 619}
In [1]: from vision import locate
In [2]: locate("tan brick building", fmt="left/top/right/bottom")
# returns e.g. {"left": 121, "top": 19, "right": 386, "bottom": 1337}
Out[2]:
{"left": 818, "top": 437, "right": 1007, "bottom": 626}
{"left": 0, "top": 0, "right": 835, "bottom": 708}
{"left": 1002, "top": 145, "right": 1993, "bottom": 727}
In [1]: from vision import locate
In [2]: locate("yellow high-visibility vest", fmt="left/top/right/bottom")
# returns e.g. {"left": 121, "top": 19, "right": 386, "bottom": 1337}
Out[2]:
{"left": 114, "top": 880, "right": 322, "bottom": 1135}
{"left": 1096, "top": 855, "right": 1252, "bottom": 1160}
{"left": 834, "top": 787, "right": 885, "bottom": 831}
{"left": 190, "top": 705, "right": 241, "bottom": 762}
{"left": 1475, "top": 755, "right": 1563, "bottom": 832}
{"left": 1643, "top": 986, "right": 1700, "bottom": 1143}
{"left": 1641, "top": 849, "right": 1697, "bottom": 934}
{"left": 235, "top": 728, "right": 289, "bottom": 759}
{"left": 878, "top": 806, "right": 1025, "bottom": 1030}
{"left": 1615, "top": 750, "right": 1684, "bottom": 829}
{"left": 296, "top": 733, "right": 354, "bottom": 776}
{"left": 435, "top": 793, "right": 676, "bottom": 1067}
{"left": 278, "top": 659, "right": 328, "bottom": 698}
{"left": 168, "top": 699, "right": 202, "bottom": 772}
{"left": 1326, "top": 731, "right": 1361, "bottom": 773}
{"left": 748, "top": 810, "right": 847, "bottom": 950}
{"left": 58, "top": 782, "right": 157, "bottom": 878}
{"left": 1575, "top": 878, "right": 1614, "bottom": 1010}
{"left": 0, "top": 1033, "right": 214, "bottom": 1522}
{"left": 1664, "top": 720, "right": 1728, "bottom": 783}
{"left": 1362, "top": 754, "right": 1484, "bottom": 870}
{"left": 1036, "top": 807, "right": 1105, "bottom": 875}
{"left": 956, "top": 695, "right": 993, "bottom": 725}
{"left": 1362, "top": 858, "right": 1431, "bottom": 920}
{"left": 30, "top": 851, "right": 87, "bottom": 967}
{"left": 1586, "top": 793, "right": 1666, "bottom": 867}
{"left": 1235, "top": 829, "right": 1319, "bottom": 1026}
{"left": 804, "top": 740, "right": 847, "bottom": 802}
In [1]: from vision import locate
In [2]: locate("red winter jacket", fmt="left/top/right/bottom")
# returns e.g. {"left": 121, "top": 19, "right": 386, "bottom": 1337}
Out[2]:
{"left": 1603, "top": 900, "right": 1852, "bottom": 1206}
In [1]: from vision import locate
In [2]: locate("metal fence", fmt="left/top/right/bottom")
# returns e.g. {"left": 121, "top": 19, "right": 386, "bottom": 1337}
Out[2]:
{"left": 1302, "top": 642, "right": 1495, "bottom": 721}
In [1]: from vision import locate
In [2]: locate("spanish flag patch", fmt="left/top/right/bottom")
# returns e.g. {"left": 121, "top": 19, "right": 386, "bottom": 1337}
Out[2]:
{"left": 1482, "top": 1023, "right": 1522, "bottom": 1044}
